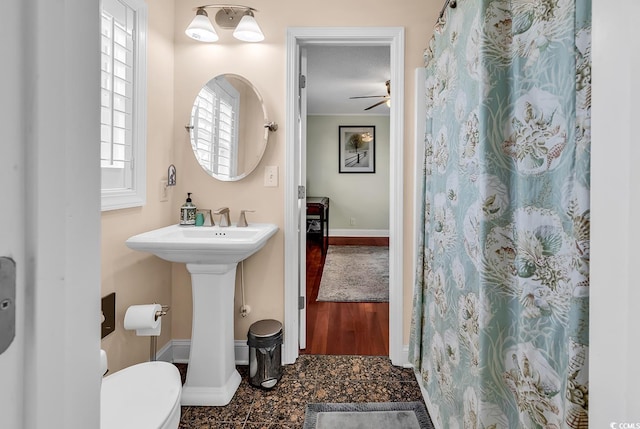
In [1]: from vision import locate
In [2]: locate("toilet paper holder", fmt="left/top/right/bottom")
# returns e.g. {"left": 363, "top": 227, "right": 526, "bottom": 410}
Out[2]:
{"left": 150, "top": 304, "right": 170, "bottom": 362}
{"left": 123, "top": 303, "right": 171, "bottom": 362}
{"left": 155, "top": 305, "right": 170, "bottom": 321}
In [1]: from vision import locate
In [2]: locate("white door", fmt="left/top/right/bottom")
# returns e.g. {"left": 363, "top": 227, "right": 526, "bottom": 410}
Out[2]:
{"left": 297, "top": 47, "right": 309, "bottom": 349}
{"left": 0, "top": 1, "right": 101, "bottom": 427}
{"left": 0, "top": 166, "right": 23, "bottom": 425}
{"left": 0, "top": 2, "right": 26, "bottom": 425}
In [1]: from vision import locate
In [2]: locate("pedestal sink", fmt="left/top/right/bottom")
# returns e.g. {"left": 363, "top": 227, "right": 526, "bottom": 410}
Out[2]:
{"left": 125, "top": 223, "right": 278, "bottom": 406}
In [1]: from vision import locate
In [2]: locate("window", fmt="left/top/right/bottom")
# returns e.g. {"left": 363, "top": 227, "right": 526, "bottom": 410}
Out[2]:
{"left": 190, "top": 76, "right": 240, "bottom": 179}
{"left": 100, "top": 0, "right": 147, "bottom": 211}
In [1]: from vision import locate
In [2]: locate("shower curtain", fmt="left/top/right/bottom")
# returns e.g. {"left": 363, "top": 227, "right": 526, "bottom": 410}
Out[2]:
{"left": 409, "top": 1, "right": 591, "bottom": 428}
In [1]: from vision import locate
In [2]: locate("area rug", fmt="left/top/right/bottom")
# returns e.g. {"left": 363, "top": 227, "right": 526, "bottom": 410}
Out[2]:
{"left": 303, "top": 402, "right": 434, "bottom": 429}
{"left": 316, "top": 245, "right": 389, "bottom": 302}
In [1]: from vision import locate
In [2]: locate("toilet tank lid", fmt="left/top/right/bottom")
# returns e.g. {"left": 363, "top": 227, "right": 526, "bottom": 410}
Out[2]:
{"left": 101, "top": 361, "right": 181, "bottom": 429}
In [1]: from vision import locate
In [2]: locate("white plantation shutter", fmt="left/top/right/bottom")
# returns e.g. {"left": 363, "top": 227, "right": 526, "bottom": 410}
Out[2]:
{"left": 100, "top": 0, "right": 147, "bottom": 210}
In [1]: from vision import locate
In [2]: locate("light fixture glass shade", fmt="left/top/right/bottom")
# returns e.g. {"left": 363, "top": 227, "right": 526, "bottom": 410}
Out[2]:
{"left": 232, "top": 12, "right": 264, "bottom": 42}
{"left": 185, "top": 11, "right": 218, "bottom": 42}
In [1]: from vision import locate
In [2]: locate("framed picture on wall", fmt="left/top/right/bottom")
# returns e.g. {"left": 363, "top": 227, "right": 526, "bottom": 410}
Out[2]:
{"left": 338, "top": 125, "right": 376, "bottom": 173}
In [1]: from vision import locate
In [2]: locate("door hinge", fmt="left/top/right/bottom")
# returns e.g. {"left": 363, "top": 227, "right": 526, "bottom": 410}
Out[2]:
{"left": 298, "top": 185, "right": 306, "bottom": 199}
{"left": 298, "top": 296, "right": 305, "bottom": 310}
{"left": 299, "top": 74, "right": 306, "bottom": 89}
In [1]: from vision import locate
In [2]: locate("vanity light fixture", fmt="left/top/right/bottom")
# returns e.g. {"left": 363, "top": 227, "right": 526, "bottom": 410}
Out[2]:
{"left": 185, "top": 4, "right": 264, "bottom": 43}
{"left": 185, "top": 8, "right": 219, "bottom": 42}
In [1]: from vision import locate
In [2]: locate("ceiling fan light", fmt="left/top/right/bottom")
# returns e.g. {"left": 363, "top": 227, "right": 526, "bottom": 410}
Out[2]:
{"left": 233, "top": 11, "right": 264, "bottom": 42}
{"left": 185, "top": 9, "right": 218, "bottom": 42}
{"left": 386, "top": 99, "right": 391, "bottom": 107}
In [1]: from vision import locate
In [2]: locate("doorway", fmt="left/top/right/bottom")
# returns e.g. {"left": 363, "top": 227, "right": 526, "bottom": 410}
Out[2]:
{"left": 303, "top": 44, "right": 391, "bottom": 355}
{"left": 304, "top": 236, "right": 390, "bottom": 355}
{"left": 283, "top": 27, "right": 406, "bottom": 366}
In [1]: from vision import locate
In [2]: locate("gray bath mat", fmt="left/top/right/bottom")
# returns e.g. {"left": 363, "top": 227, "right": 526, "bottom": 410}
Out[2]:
{"left": 303, "top": 402, "right": 434, "bottom": 429}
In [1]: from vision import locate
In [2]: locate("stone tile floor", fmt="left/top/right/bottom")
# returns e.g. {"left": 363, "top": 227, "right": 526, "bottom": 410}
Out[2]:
{"left": 176, "top": 354, "right": 424, "bottom": 428}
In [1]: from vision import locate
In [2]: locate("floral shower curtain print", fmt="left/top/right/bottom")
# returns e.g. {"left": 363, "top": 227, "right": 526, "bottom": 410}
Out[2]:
{"left": 409, "top": 1, "right": 591, "bottom": 428}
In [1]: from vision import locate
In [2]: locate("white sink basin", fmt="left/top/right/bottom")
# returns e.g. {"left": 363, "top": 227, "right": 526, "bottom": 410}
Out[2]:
{"left": 125, "top": 223, "right": 278, "bottom": 264}
{"left": 125, "top": 222, "right": 278, "bottom": 406}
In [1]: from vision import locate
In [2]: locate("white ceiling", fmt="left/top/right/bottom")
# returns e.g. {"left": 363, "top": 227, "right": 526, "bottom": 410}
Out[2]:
{"left": 305, "top": 45, "right": 391, "bottom": 116}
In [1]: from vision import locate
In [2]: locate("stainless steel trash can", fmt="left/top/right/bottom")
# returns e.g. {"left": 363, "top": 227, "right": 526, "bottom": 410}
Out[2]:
{"left": 247, "top": 319, "right": 283, "bottom": 389}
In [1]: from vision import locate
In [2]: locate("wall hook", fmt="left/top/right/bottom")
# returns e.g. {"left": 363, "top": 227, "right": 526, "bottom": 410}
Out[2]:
{"left": 168, "top": 164, "right": 176, "bottom": 186}
{"left": 265, "top": 121, "right": 278, "bottom": 132}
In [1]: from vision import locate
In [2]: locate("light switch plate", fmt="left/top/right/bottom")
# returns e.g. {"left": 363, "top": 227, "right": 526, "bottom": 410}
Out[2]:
{"left": 264, "top": 166, "right": 278, "bottom": 187}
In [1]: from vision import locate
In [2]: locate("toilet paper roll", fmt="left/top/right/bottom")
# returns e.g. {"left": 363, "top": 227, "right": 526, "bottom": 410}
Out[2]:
{"left": 124, "top": 304, "right": 162, "bottom": 336}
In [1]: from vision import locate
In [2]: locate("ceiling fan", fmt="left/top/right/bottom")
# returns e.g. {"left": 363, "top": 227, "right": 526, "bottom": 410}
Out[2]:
{"left": 349, "top": 80, "right": 391, "bottom": 111}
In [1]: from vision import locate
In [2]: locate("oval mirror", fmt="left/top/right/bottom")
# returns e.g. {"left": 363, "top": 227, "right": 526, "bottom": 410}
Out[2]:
{"left": 188, "top": 74, "right": 271, "bottom": 181}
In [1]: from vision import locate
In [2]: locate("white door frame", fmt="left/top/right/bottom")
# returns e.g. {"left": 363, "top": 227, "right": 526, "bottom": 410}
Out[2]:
{"left": 0, "top": 3, "right": 26, "bottom": 425}
{"left": 284, "top": 27, "right": 405, "bottom": 365}
{"left": 297, "top": 47, "right": 308, "bottom": 350}
{"left": 0, "top": 1, "right": 101, "bottom": 427}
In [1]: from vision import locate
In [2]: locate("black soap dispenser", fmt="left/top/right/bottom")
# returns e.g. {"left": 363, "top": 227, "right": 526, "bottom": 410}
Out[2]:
{"left": 180, "top": 193, "right": 197, "bottom": 225}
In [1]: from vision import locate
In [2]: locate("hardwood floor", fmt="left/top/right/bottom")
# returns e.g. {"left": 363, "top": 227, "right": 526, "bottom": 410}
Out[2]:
{"left": 301, "top": 236, "right": 390, "bottom": 356}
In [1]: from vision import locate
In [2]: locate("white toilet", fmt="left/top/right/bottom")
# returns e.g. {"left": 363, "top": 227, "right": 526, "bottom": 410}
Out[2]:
{"left": 100, "top": 350, "right": 182, "bottom": 429}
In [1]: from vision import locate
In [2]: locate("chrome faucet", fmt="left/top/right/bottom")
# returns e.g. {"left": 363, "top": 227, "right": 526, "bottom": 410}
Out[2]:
{"left": 213, "top": 207, "right": 231, "bottom": 227}
{"left": 237, "top": 210, "right": 255, "bottom": 227}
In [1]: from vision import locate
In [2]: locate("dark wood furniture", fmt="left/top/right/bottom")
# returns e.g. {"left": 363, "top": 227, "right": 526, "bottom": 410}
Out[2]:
{"left": 306, "top": 196, "right": 329, "bottom": 251}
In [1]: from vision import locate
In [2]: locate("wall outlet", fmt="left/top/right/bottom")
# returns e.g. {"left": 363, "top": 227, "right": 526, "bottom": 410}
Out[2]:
{"left": 240, "top": 304, "right": 251, "bottom": 317}
{"left": 264, "top": 166, "right": 278, "bottom": 187}
{"left": 159, "top": 180, "right": 168, "bottom": 202}
{"left": 350, "top": 217, "right": 356, "bottom": 226}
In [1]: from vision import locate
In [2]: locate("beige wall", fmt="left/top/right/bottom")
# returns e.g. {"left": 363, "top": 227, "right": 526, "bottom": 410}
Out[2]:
{"left": 173, "top": 0, "right": 437, "bottom": 345}
{"left": 102, "top": 0, "right": 438, "bottom": 370}
{"left": 172, "top": 0, "right": 437, "bottom": 346}
{"left": 307, "top": 115, "right": 390, "bottom": 231}
{"left": 100, "top": 0, "right": 176, "bottom": 372}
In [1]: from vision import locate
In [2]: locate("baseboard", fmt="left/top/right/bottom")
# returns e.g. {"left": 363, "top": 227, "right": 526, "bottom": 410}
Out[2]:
{"left": 158, "top": 339, "right": 190, "bottom": 363}
{"left": 235, "top": 341, "right": 249, "bottom": 365}
{"left": 162, "top": 340, "right": 424, "bottom": 407}
{"left": 156, "top": 340, "right": 175, "bottom": 362}
{"left": 400, "top": 345, "right": 411, "bottom": 368}
{"left": 157, "top": 339, "right": 250, "bottom": 365}
{"left": 329, "top": 228, "right": 389, "bottom": 237}
{"left": 158, "top": 340, "right": 402, "bottom": 368}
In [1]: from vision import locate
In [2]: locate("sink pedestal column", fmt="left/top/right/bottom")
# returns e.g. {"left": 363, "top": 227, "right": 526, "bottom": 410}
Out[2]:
{"left": 181, "top": 263, "right": 241, "bottom": 406}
